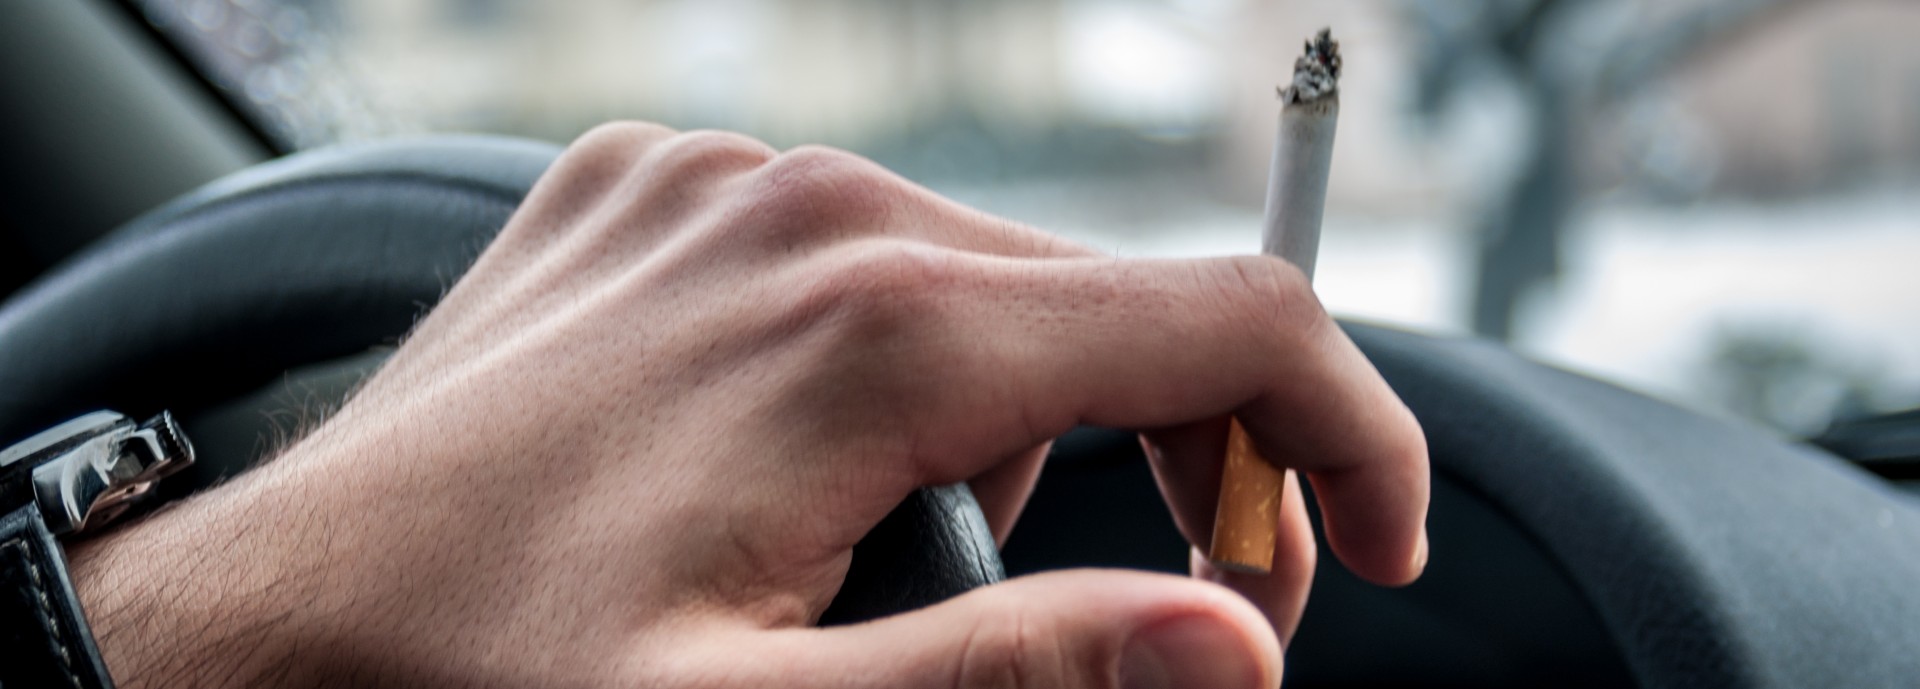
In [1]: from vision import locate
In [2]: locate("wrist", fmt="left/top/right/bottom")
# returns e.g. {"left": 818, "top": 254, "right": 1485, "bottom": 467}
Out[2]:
{"left": 65, "top": 475, "right": 315, "bottom": 689}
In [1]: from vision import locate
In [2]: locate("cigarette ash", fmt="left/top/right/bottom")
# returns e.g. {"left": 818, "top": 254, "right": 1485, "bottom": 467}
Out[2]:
{"left": 1280, "top": 28, "right": 1341, "bottom": 105}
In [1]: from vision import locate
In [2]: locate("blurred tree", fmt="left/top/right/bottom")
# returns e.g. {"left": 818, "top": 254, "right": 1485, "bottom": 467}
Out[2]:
{"left": 1396, "top": 0, "right": 1806, "bottom": 340}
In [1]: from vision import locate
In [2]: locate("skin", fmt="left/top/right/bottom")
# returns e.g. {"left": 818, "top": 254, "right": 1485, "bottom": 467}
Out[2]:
{"left": 64, "top": 123, "right": 1429, "bottom": 689}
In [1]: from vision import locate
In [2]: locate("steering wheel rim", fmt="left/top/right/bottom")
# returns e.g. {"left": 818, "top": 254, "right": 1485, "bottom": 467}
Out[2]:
{"left": 1338, "top": 324, "right": 1920, "bottom": 688}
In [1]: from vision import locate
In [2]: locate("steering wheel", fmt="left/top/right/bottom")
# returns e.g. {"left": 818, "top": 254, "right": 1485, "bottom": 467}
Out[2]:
{"left": 1, "top": 136, "right": 1915, "bottom": 688}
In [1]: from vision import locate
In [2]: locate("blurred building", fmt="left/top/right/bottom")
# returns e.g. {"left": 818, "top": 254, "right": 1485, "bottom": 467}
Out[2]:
{"left": 1618, "top": 0, "right": 1920, "bottom": 198}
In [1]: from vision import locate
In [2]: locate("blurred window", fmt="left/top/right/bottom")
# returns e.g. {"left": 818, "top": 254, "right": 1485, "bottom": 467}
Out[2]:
{"left": 129, "top": 0, "right": 1920, "bottom": 434}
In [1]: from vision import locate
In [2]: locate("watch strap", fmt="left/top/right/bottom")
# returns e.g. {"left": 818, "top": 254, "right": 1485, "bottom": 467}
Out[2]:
{"left": 0, "top": 502, "right": 114, "bottom": 689}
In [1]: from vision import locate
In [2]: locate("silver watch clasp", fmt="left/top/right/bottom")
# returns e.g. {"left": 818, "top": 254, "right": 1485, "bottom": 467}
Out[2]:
{"left": 0, "top": 411, "right": 195, "bottom": 536}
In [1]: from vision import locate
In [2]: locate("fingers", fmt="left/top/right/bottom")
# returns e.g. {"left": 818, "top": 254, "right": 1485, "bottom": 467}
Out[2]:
{"left": 476, "top": 125, "right": 1423, "bottom": 587}
{"left": 889, "top": 253, "right": 1428, "bottom": 586}
{"left": 752, "top": 570, "right": 1281, "bottom": 689}
{"left": 1140, "top": 417, "right": 1233, "bottom": 546}
{"left": 1143, "top": 425, "right": 1317, "bottom": 639}
{"left": 1188, "top": 471, "right": 1317, "bottom": 644}
{"left": 966, "top": 442, "right": 1050, "bottom": 545}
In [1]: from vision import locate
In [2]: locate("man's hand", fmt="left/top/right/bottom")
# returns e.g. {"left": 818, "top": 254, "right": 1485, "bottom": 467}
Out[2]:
{"left": 67, "top": 123, "right": 1428, "bottom": 689}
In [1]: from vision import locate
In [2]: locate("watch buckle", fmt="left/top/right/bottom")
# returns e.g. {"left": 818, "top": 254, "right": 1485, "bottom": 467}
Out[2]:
{"left": 23, "top": 412, "right": 196, "bottom": 536}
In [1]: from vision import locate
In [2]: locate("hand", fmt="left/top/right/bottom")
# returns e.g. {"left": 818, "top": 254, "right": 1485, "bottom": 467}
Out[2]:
{"left": 68, "top": 123, "right": 1428, "bottom": 689}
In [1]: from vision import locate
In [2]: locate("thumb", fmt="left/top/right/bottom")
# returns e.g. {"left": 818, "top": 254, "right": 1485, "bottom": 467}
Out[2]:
{"left": 765, "top": 569, "right": 1282, "bottom": 689}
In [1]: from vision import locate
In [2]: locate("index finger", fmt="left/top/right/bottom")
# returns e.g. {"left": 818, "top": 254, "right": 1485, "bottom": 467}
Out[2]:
{"left": 895, "top": 249, "right": 1429, "bottom": 586}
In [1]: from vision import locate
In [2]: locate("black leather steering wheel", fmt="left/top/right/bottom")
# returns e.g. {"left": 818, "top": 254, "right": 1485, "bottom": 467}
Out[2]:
{"left": 1, "top": 136, "right": 1915, "bottom": 688}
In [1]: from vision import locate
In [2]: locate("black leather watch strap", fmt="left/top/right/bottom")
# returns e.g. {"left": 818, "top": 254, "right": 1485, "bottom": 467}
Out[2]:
{"left": 0, "top": 502, "right": 114, "bottom": 689}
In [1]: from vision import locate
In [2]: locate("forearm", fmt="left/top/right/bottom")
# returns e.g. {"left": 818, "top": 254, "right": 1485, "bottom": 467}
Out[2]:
{"left": 65, "top": 470, "right": 319, "bottom": 689}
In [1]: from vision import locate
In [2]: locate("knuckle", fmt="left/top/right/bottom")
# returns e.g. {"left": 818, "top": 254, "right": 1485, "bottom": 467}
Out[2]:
{"left": 743, "top": 145, "right": 901, "bottom": 229}
{"left": 502, "top": 121, "right": 678, "bottom": 243}
{"left": 537, "top": 121, "right": 677, "bottom": 198}
{"left": 802, "top": 242, "right": 955, "bottom": 330}
{"left": 562, "top": 120, "right": 677, "bottom": 168}
{"left": 953, "top": 610, "right": 1082, "bottom": 689}
{"left": 1384, "top": 404, "right": 1431, "bottom": 475}
{"left": 767, "top": 144, "right": 876, "bottom": 184}
{"left": 1218, "top": 255, "right": 1326, "bottom": 340}
{"left": 575, "top": 120, "right": 677, "bottom": 147}
{"left": 648, "top": 129, "right": 777, "bottom": 179}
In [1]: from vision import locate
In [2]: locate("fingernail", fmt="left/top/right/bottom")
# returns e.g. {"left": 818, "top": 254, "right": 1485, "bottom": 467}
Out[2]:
{"left": 1121, "top": 616, "right": 1265, "bottom": 689}
{"left": 1412, "top": 529, "right": 1430, "bottom": 575}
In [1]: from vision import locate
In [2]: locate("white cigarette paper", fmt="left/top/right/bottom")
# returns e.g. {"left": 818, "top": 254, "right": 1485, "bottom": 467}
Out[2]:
{"left": 1210, "top": 28, "right": 1341, "bottom": 575}
{"left": 1265, "top": 28, "right": 1340, "bottom": 279}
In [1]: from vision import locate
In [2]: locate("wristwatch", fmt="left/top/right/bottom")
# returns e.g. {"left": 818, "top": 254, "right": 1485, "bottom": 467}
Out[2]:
{"left": 1, "top": 411, "right": 194, "bottom": 689}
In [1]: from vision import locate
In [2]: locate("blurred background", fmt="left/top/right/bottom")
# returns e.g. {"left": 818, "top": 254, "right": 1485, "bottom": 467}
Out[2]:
{"left": 128, "top": 0, "right": 1920, "bottom": 437}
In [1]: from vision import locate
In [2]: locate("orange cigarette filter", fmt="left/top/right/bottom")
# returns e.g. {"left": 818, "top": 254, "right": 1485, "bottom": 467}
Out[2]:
{"left": 1208, "top": 418, "right": 1284, "bottom": 574}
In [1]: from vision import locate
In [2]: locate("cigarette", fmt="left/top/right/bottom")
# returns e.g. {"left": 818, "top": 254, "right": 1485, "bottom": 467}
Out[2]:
{"left": 1209, "top": 28, "right": 1341, "bottom": 575}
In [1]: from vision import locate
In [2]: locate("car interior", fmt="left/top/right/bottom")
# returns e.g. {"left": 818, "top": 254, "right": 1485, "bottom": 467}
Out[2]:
{"left": 2, "top": 2, "right": 1917, "bottom": 688}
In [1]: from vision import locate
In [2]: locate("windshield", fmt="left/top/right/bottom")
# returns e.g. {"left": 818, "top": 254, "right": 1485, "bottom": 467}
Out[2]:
{"left": 129, "top": 0, "right": 1920, "bottom": 436}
